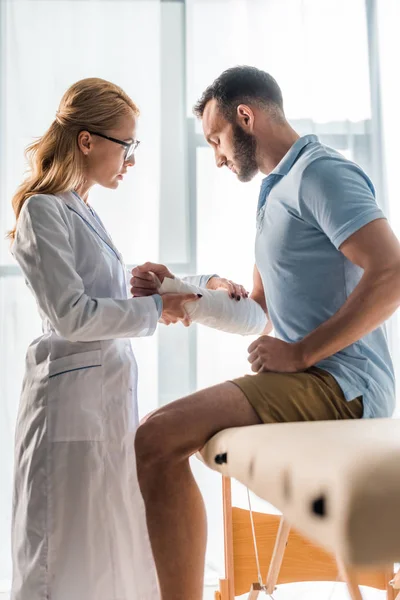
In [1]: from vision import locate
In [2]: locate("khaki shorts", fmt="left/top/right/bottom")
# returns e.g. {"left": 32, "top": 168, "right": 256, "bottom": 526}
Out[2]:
{"left": 231, "top": 367, "right": 363, "bottom": 423}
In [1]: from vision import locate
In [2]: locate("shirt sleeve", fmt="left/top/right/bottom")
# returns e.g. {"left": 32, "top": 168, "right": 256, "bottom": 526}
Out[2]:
{"left": 183, "top": 274, "right": 219, "bottom": 288}
{"left": 299, "top": 157, "right": 386, "bottom": 249}
{"left": 13, "top": 194, "right": 159, "bottom": 342}
{"left": 152, "top": 294, "right": 163, "bottom": 317}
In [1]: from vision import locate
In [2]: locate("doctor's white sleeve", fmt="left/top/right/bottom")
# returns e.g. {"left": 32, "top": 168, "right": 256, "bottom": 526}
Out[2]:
{"left": 13, "top": 195, "right": 159, "bottom": 342}
{"left": 182, "top": 274, "right": 218, "bottom": 288}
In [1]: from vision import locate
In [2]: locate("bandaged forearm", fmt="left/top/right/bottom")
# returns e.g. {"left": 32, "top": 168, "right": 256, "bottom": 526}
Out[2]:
{"left": 158, "top": 276, "right": 268, "bottom": 335}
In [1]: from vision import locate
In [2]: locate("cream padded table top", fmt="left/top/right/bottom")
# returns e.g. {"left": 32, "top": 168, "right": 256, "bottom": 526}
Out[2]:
{"left": 200, "top": 418, "right": 400, "bottom": 566}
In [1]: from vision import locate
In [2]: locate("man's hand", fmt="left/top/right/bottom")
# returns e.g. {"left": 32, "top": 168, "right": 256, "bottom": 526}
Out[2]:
{"left": 247, "top": 336, "right": 308, "bottom": 373}
{"left": 207, "top": 276, "right": 248, "bottom": 301}
{"left": 160, "top": 293, "right": 202, "bottom": 327}
{"left": 130, "top": 262, "right": 174, "bottom": 297}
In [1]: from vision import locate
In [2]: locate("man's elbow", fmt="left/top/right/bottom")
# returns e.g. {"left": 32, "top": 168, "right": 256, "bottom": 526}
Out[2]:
{"left": 250, "top": 292, "right": 267, "bottom": 313}
{"left": 384, "top": 261, "right": 400, "bottom": 289}
{"left": 250, "top": 292, "right": 271, "bottom": 334}
{"left": 373, "top": 262, "right": 400, "bottom": 304}
{"left": 391, "top": 263, "right": 400, "bottom": 302}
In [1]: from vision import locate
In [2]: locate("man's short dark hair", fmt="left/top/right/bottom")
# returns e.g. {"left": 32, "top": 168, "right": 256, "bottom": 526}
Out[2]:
{"left": 193, "top": 65, "right": 284, "bottom": 122}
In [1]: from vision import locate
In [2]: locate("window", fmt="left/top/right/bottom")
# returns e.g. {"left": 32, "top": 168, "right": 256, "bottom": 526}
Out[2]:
{"left": 0, "top": 0, "right": 393, "bottom": 596}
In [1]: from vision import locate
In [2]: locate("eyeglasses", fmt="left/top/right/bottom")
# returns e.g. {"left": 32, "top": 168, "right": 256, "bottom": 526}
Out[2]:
{"left": 86, "top": 131, "right": 140, "bottom": 162}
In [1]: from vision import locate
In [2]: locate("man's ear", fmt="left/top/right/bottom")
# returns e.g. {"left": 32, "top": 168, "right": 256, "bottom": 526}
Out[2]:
{"left": 236, "top": 104, "right": 255, "bottom": 131}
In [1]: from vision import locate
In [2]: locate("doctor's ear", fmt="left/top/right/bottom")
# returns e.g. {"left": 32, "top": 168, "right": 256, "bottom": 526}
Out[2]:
{"left": 77, "top": 131, "right": 92, "bottom": 156}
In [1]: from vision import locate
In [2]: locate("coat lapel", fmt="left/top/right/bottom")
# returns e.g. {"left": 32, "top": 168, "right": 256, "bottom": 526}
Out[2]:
{"left": 61, "top": 191, "right": 123, "bottom": 263}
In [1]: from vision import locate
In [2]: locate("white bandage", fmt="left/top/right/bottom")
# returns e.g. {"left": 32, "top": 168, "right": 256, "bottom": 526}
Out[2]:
{"left": 158, "top": 276, "right": 268, "bottom": 336}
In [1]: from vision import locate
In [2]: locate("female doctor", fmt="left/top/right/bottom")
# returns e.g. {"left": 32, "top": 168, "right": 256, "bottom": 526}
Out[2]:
{"left": 8, "top": 77, "right": 205, "bottom": 600}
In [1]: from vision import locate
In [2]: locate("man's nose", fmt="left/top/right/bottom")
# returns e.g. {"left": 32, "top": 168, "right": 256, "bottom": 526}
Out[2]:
{"left": 215, "top": 152, "right": 226, "bottom": 169}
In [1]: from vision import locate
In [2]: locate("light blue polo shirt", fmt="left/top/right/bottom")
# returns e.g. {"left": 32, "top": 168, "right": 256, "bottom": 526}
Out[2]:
{"left": 255, "top": 134, "right": 395, "bottom": 418}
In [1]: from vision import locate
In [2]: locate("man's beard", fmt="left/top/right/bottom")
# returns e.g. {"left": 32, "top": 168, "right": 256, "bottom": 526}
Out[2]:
{"left": 232, "top": 124, "right": 259, "bottom": 182}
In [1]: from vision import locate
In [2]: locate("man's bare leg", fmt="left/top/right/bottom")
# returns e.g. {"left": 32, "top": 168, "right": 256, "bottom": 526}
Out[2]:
{"left": 135, "top": 381, "right": 261, "bottom": 600}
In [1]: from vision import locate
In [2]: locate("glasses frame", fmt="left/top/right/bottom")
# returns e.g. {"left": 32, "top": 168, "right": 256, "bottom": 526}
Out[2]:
{"left": 86, "top": 130, "right": 140, "bottom": 161}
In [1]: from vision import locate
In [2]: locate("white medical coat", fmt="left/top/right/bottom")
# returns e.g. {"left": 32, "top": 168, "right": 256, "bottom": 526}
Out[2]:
{"left": 11, "top": 190, "right": 166, "bottom": 600}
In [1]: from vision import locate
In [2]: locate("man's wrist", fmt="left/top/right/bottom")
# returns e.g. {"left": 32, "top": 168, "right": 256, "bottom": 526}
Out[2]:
{"left": 296, "top": 340, "right": 314, "bottom": 371}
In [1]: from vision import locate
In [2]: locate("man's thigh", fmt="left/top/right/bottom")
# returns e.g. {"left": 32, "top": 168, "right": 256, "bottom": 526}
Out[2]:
{"left": 137, "top": 368, "right": 362, "bottom": 461}
{"left": 139, "top": 382, "right": 262, "bottom": 458}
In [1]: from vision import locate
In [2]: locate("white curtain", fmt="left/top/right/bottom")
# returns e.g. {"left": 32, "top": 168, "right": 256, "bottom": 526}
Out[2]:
{"left": 0, "top": 0, "right": 161, "bottom": 591}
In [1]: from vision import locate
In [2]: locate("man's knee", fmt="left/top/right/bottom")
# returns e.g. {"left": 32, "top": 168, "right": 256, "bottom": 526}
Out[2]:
{"left": 135, "top": 414, "right": 165, "bottom": 470}
{"left": 135, "top": 409, "right": 186, "bottom": 472}
{"left": 135, "top": 382, "right": 252, "bottom": 473}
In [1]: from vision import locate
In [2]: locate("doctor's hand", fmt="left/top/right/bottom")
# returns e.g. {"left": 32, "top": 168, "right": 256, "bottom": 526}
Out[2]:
{"left": 248, "top": 335, "right": 307, "bottom": 373}
{"left": 131, "top": 262, "right": 174, "bottom": 297}
{"left": 160, "top": 293, "right": 202, "bottom": 327}
{"left": 206, "top": 276, "right": 249, "bottom": 301}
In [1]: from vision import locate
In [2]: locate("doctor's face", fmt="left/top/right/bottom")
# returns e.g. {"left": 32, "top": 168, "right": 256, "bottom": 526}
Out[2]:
{"left": 83, "top": 111, "right": 138, "bottom": 190}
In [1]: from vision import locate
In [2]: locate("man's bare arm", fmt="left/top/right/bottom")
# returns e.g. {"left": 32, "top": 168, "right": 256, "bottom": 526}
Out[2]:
{"left": 248, "top": 219, "right": 400, "bottom": 373}
{"left": 299, "top": 218, "right": 400, "bottom": 366}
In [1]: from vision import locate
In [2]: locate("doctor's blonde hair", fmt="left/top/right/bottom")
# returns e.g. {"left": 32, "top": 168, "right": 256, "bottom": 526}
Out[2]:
{"left": 9, "top": 77, "right": 139, "bottom": 239}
